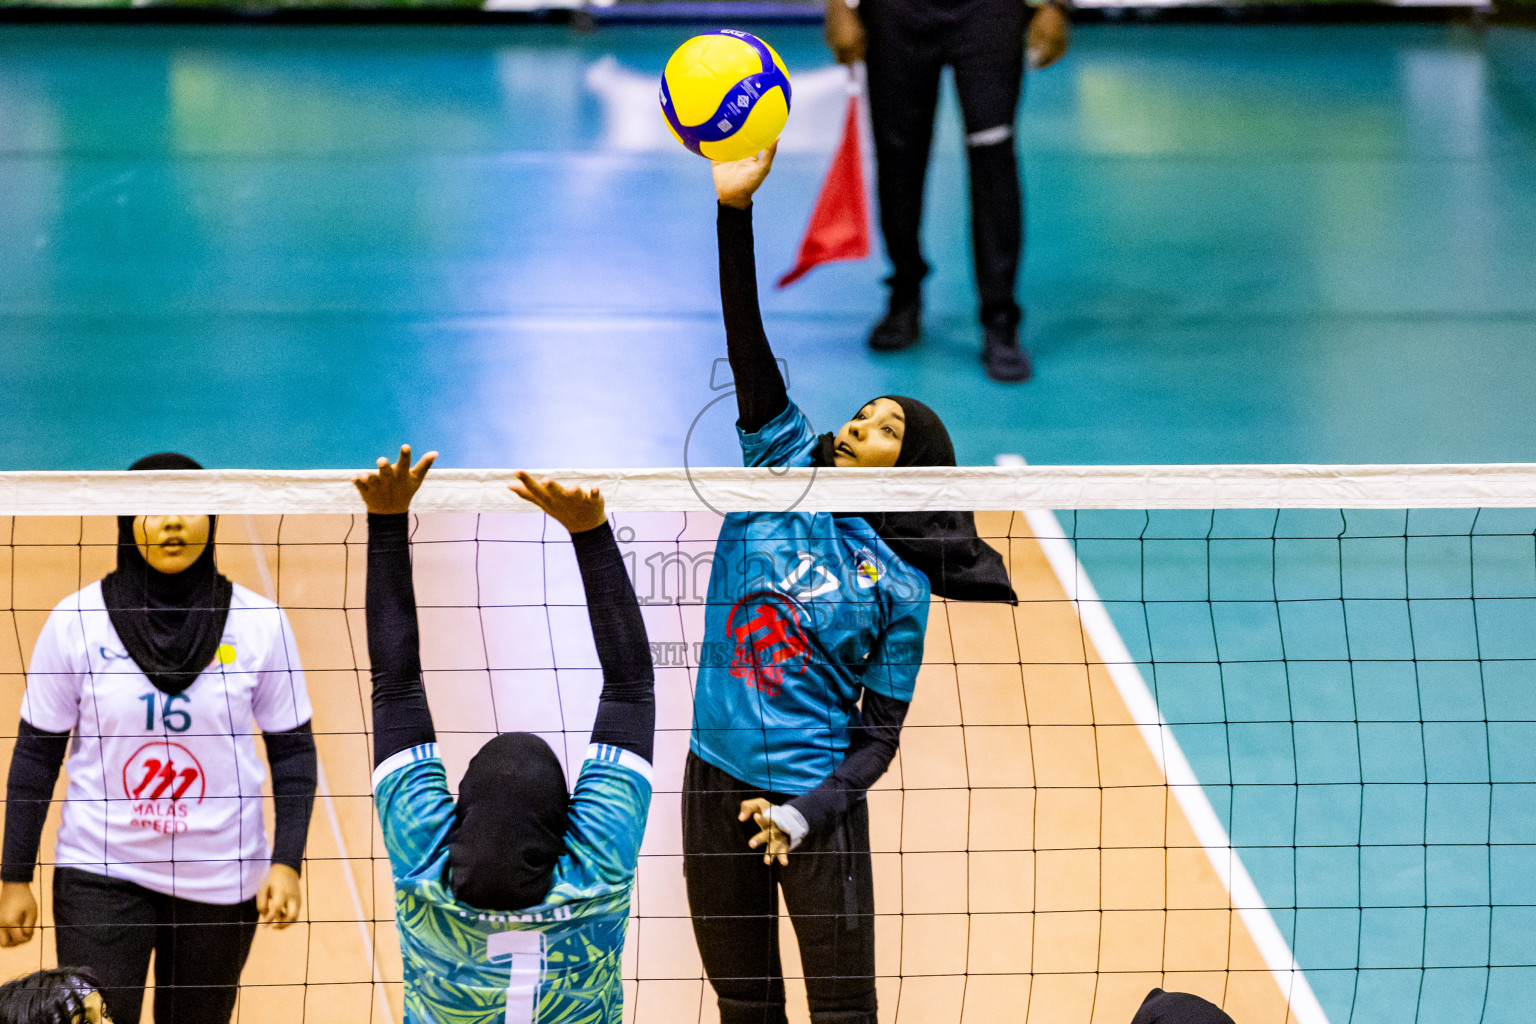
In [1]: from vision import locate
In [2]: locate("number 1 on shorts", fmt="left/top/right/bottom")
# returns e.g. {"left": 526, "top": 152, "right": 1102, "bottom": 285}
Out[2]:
{"left": 487, "top": 929, "right": 544, "bottom": 1024}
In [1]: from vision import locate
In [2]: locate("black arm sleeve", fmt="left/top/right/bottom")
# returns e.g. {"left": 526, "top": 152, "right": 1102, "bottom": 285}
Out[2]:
{"left": 2, "top": 720, "right": 69, "bottom": 884}
{"left": 571, "top": 522, "right": 656, "bottom": 763}
{"left": 367, "top": 512, "right": 436, "bottom": 768}
{"left": 262, "top": 721, "right": 318, "bottom": 874}
{"left": 786, "top": 689, "right": 909, "bottom": 837}
{"left": 718, "top": 203, "right": 789, "bottom": 434}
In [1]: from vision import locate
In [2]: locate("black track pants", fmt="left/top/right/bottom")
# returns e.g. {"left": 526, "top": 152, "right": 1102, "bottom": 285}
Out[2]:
{"left": 861, "top": 0, "right": 1027, "bottom": 327}
{"left": 682, "top": 752, "right": 877, "bottom": 1024}
{"left": 53, "top": 866, "right": 259, "bottom": 1024}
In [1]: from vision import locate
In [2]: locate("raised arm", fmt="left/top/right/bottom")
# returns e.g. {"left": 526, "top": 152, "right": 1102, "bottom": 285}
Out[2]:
{"left": 354, "top": 445, "right": 439, "bottom": 768}
{"left": 714, "top": 145, "right": 788, "bottom": 434}
{"left": 511, "top": 474, "right": 655, "bottom": 762}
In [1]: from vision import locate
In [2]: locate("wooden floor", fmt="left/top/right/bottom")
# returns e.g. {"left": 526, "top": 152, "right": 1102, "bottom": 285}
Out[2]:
{"left": 0, "top": 511, "right": 1302, "bottom": 1024}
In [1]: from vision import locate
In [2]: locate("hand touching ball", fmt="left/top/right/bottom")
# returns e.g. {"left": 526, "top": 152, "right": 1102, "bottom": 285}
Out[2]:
{"left": 660, "top": 30, "right": 792, "bottom": 163}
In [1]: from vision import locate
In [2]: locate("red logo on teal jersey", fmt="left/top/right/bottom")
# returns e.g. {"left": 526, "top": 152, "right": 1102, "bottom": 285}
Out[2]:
{"left": 726, "top": 592, "right": 809, "bottom": 698}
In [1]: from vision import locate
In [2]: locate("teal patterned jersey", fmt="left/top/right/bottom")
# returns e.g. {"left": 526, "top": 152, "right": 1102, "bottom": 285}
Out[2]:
{"left": 372, "top": 741, "right": 653, "bottom": 1024}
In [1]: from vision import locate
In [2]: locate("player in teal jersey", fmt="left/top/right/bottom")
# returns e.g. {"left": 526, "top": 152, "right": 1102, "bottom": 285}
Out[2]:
{"left": 354, "top": 447, "right": 655, "bottom": 1024}
{"left": 684, "top": 148, "right": 1018, "bottom": 1024}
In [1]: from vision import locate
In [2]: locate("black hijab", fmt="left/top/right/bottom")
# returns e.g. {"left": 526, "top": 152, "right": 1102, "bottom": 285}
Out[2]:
{"left": 1130, "top": 989, "right": 1236, "bottom": 1024}
{"left": 450, "top": 732, "right": 571, "bottom": 911}
{"left": 816, "top": 396, "right": 1016, "bottom": 604}
{"left": 100, "top": 453, "right": 234, "bottom": 696}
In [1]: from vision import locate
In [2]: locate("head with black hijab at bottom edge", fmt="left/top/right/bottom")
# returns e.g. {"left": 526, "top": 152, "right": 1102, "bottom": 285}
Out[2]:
{"left": 1130, "top": 988, "right": 1237, "bottom": 1024}
{"left": 0, "top": 967, "right": 111, "bottom": 1024}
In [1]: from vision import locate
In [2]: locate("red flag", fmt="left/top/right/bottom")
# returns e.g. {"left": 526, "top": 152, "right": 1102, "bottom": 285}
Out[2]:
{"left": 776, "top": 89, "right": 870, "bottom": 288}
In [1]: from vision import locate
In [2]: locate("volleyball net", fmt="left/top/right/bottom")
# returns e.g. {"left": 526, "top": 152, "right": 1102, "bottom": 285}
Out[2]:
{"left": 2, "top": 463, "right": 1535, "bottom": 1024}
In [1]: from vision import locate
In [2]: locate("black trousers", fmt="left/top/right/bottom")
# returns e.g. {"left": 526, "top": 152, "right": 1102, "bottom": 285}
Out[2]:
{"left": 682, "top": 752, "right": 877, "bottom": 1024}
{"left": 862, "top": 0, "right": 1027, "bottom": 328}
{"left": 53, "top": 866, "right": 259, "bottom": 1024}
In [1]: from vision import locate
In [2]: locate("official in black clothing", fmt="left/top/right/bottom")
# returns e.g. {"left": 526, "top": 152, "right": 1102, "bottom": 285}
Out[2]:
{"left": 826, "top": 0, "right": 1069, "bottom": 382}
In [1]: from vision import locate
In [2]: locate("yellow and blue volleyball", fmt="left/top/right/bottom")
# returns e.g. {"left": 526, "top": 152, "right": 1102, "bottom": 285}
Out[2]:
{"left": 659, "top": 30, "right": 791, "bottom": 163}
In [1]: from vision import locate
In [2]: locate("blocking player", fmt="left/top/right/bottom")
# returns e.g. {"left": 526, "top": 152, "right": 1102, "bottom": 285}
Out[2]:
{"left": 355, "top": 446, "right": 654, "bottom": 1024}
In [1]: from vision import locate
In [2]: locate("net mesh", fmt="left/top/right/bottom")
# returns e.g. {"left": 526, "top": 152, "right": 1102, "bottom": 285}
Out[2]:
{"left": 1, "top": 467, "right": 1533, "bottom": 1024}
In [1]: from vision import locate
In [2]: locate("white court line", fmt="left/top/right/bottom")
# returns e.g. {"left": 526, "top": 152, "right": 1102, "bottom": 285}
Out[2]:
{"left": 316, "top": 759, "right": 396, "bottom": 1024}
{"left": 246, "top": 517, "right": 397, "bottom": 1024}
{"left": 994, "top": 460, "right": 1331, "bottom": 1024}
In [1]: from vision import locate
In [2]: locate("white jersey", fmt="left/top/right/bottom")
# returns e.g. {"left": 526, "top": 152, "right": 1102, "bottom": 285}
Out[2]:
{"left": 21, "top": 580, "right": 313, "bottom": 904}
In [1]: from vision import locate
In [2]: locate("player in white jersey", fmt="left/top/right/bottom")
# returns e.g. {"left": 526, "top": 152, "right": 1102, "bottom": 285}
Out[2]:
{"left": 0, "top": 453, "right": 318, "bottom": 1024}
{"left": 356, "top": 447, "right": 655, "bottom": 1024}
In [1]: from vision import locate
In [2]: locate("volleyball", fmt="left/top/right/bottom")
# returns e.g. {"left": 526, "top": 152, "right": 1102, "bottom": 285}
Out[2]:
{"left": 659, "top": 30, "right": 792, "bottom": 163}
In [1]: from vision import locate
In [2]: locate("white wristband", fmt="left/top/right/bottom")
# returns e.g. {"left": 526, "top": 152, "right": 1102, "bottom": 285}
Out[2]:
{"left": 764, "top": 804, "right": 810, "bottom": 851}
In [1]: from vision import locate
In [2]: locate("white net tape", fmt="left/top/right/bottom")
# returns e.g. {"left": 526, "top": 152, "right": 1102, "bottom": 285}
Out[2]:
{"left": 3, "top": 462, "right": 1536, "bottom": 514}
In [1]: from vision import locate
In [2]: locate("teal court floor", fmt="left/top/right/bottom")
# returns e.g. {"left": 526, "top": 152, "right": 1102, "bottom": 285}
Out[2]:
{"left": 2, "top": 17, "right": 1536, "bottom": 1024}
{"left": 1, "top": 21, "right": 1534, "bottom": 470}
